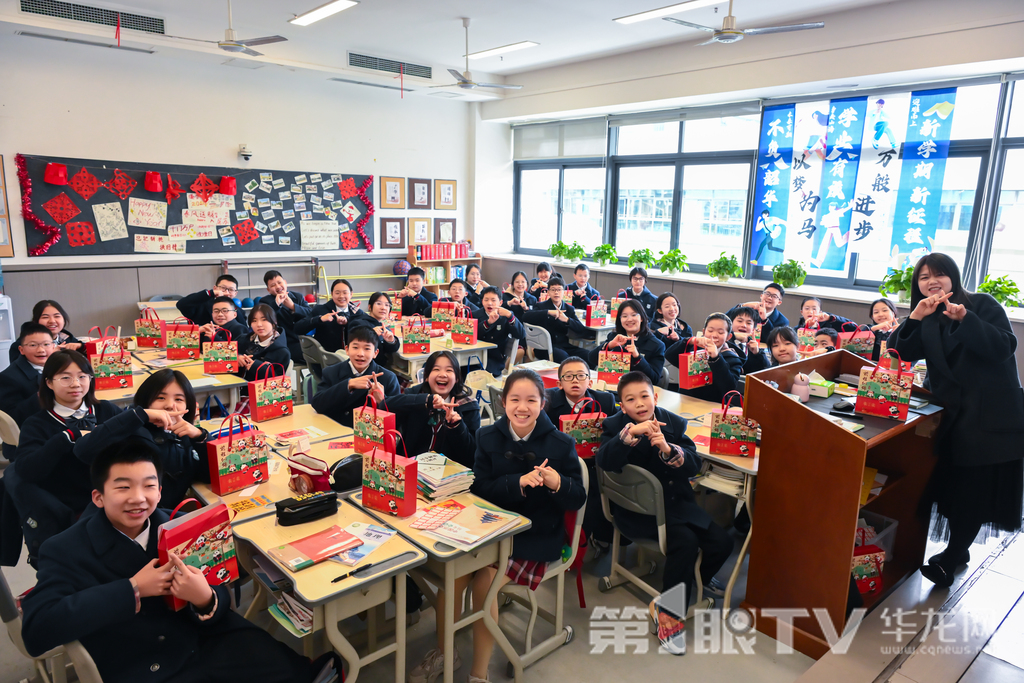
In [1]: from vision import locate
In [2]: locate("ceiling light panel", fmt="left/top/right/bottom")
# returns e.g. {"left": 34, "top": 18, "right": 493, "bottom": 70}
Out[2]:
{"left": 615, "top": 0, "right": 720, "bottom": 25}
{"left": 466, "top": 41, "right": 539, "bottom": 60}
{"left": 289, "top": 0, "right": 358, "bottom": 27}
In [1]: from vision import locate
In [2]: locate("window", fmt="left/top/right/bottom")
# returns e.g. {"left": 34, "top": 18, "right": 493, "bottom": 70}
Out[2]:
{"left": 682, "top": 115, "right": 760, "bottom": 153}
{"left": 1008, "top": 83, "right": 1024, "bottom": 138}
{"left": 561, "top": 167, "right": 606, "bottom": 251}
{"left": 515, "top": 164, "right": 606, "bottom": 253}
{"left": 517, "top": 168, "right": 560, "bottom": 251}
{"left": 615, "top": 166, "right": 675, "bottom": 253}
{"left": 989, "top": 148, "right": 1024, "bottom": 285}
{"left": 616, "top": 121, "right": 680, "bottom": 155}
{"left": 679, "top": 163, "right": 750, "bottom": 265}
{"left": 949, "top": 83, "right": 1000, "bottom": 140}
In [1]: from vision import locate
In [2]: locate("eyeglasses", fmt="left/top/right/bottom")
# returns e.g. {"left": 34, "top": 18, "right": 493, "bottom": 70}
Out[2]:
{"left": 211, "top": 308, "right": 235, "bottom": 315}
{"left": 216, "top": 285, "right": 238, "bottom": 295}
{"left": 762, "top": 293, "right": 782, "bottom": 302}
{"left": 53, "top": 374, "right": 92, "bottom": 386}
{"left": 631, "top": 276, "right": 645, "bottom": 282}
{"left": 22, "top": 342, "right": 55, "bottom": 350}
{"left": 560, "top": 373, "right": 589, "bottom": 381}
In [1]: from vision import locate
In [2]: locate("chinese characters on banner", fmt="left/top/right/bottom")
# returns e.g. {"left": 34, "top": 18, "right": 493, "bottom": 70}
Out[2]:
{"left": 751, "top": 104, "right": 795, "bottom": 267}
{"left": 786, "top": 103, "right": 829, "bottom": 267}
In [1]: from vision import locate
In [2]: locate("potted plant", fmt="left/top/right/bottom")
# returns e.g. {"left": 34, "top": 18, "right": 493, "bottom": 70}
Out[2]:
{"left": 592, "top": 243, "right": 618, "bottom": 267}
{"left": 772, "top": 259, "right": 807, "bottom": 290}
{"left": 656, "top": 249, "right": 690, "bottom": 275}
{"left": 708, "top": 252, "right": 743, "bottom": 282}
{"left": 548, "top": 240, "right": 567, "bottom": 262}
{"left": 978, "top": 274, "right": 1022, "bottom": 308}
{"left": 878, "top": 266, "right": 914, "bottom": 303}
{"left": 564, "top": 241, "right": 587, "bottom": 263}
{"left": 627, "top": 248, "right": 656, "bottom": 269}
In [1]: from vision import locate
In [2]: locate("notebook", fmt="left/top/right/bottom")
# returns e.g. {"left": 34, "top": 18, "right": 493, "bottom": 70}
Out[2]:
{"left": 423, "top": 502, "right": 520, "bottom": 551}
{"left": 267, "top": 525, "right": 363, "bottom": 572}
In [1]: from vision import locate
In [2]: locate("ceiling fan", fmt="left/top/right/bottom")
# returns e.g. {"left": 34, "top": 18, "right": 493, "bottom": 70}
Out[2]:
{"left": 439, "top": 18, "right": 523, "bottom": 90}
{"left": 166, "top": 0, "right": 287, "bottom": 56}
{"left": 663, "top": 0, "right": 824, "bottom": 45}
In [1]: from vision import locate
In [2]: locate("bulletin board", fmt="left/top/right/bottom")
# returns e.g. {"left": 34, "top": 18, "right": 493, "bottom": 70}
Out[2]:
{"left": 16, "top": 154, "right": 376, "bottom": 257}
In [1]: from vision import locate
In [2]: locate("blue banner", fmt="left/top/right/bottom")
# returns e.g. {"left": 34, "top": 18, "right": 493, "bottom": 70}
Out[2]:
{"left": 889, "top": 88, "right": 957, "bottom": 269}
{"left": 751, "top": 103, "right": 795, "bottom": 267}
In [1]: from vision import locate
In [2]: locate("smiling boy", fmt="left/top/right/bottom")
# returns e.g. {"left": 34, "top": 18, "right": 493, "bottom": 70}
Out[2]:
{"left": 311, "top": 326, "right": 400, "bottom": 427}
{"left": 0, "top": 323, "right": 56, "bottom": 455}
{"left": 398, "top": 266, "right": 439, "bottom": 317}
{"left": 728, "top": 283, "right": 790, "bottom": 344}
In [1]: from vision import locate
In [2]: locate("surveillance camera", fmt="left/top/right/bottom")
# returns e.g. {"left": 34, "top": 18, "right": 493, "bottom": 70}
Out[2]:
{"left": 239, "top": 144, "right": 253, "bottom": 161}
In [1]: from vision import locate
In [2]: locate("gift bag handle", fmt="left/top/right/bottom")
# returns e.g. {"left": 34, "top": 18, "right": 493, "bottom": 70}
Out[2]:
{"left": 802, "top": 322, "right": 820, "bottom": 332}
{"left": 883, "top": 348, "right": 905, "bottom": 371}
{"left": 841, "top": 321, "right": 859, "bottom": 333}
{"left": 141, "top": 307, "right": 161, "bottom": 322}
{"left": 170, "top": 317, "right": 199, "bottom": 333}
{"left": 210, "top": 326, "right": 232, "bottom": 343}
{"left": 255, "top": 362, "right": 285, "bottom": 383}
{"left": 370, "top": 428, "right": 409, "bottom": 470}
{"left": 721, "top": 390, "right": 743, "bottom": 411}
{"left": 569, "top": 397, "right": 606, "bottom": 426}
{"left": 217, "top": 412, "right": 251, "bottom": 448}
{"left": 856, "top": 527, "right": 866, "bottom": 546}
{"left": 169, "top": 497, "right": 201, "bottom": 520}
{"left": 359, "top": 391, "right": 389, "bottom": 415}
{"left": 616, "top": 289, "right": 627, "bottom": 298}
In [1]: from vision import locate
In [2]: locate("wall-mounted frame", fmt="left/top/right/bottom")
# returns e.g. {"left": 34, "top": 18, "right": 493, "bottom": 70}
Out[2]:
{"left": 435, "top": 179, "right": 457, "bottom": 210}
{"left": 408, "top": 178, "right": 432, "bottom": 209}
{"left": 0, "top": 156, "right": 13, "bottom": 258}
{"left": 434, "top": 217, "right": 456, "bottom": 244}
{"left": 409, "top": 217, "right": 432, "bottom": 245}
{"left": 380, "top": 176, "right": 406, "bottom": 209}
{"left": 381, "top": 217, "right": 407, "bottom": 250}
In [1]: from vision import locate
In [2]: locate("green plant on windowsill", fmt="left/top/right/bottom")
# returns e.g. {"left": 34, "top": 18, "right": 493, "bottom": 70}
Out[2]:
{"left": 772, "top": 259, "right": 807, "bottom": 290}
{"left": 707, "top": 252, "right": 743, "bottom": 282}
{"left": 548, "top": 240, "right": 567, "bottom": 262}
{"left": 564, "top": 241, "right": 587, "bottom": 263}
{"left": 592, "top": 243, "right": 618, "bottom": 266}
{"left": 656, "top": 249, "right": 690, "bottom": 275}
{"left": 878, "top": 266, "right": 915, "bottom": 303}
{"left": 978, "top": 274, "right": 1022, "bottom": 308}
{"left": 627, "top": 248, "right": 656, "bottom": 269}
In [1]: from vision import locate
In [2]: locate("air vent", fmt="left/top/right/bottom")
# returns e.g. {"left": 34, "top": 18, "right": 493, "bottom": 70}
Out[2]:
{"left": 16, "top": 30, "right": 155, "bottom": 53}
{"left": 329, "top": 77, "right": 413, "bottom": 93}
{"left": 348, "top": 52, "right": 431, "bottom": 80}
{"left": 20, "top": 0, "right": 165, "bottom": 34}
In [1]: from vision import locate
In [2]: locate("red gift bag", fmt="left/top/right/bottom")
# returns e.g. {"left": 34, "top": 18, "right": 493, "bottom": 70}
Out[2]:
{"left": 679, "top": 338, "right": 713, "bottom": 389}
{"left": 206, "top": 414, "right": 270, "bottom": 495}
{"left": 248, "top": 362, "right": 294, "bottom": 421}
{"left": 852, "top": 529, "right": 885, "bottom": 595}
{"left": 451, "top": 313, "right": 478, "bottom": 345}
{"left": 609, "top": 290, "right": 628, "bottom": 322}
{"left": 597, "top": 344, "right": 631, "bottom": 385}
{"left": 402, "top": 317, "right": 431, "bottom": 355}
{"left": 796, "top": 323, "right": 819, "bottom": 354}
{"left": 84, "top": 325, "right": 124, "bottom": 360}
{"left": 838, "top": 322, "right": 874, "bottom": 359}
{"left": 134, "top": 307, "right": 166, "bottom": 348}
{"left": 558, "top": 397, "right": 606, "bottom": 459}
{"left": 855, "top": 350, "right": 913, "bottom": 421}
{"left": 586, "top": 297, "right": 608, "bottom": 327}
{"left": 431, "top": 300, "right": 457, "bottom": 331}
{"left": 709, "top": 391, "right": 758, "bottom": 457}
{"left": 157, "top": 498, "right": 239, "bottom": 610}
{"left": 353, "top": 394, "right": 396, "bottom": 455}
{"left": 362, "top": 429, "right": 418, "bottom": 517}
{"left": 89, "top": 345, "right": 133, "bottom": 391}
{"left": 167, "top": 318, "right": 202, "bottom": 360}
{"left": 203, "top": 327, "right": 238, "bottom": 374}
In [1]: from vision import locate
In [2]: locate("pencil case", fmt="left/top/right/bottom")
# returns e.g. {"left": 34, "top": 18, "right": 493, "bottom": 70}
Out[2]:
{"left": 275, "top": 490, "right": 338, "bottom": 526}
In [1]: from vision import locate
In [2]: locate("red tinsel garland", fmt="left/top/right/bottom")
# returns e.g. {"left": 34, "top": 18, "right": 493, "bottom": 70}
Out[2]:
{"left": 355, "top": 175, "right": 375, "bottom": 253}
{"left": 16, "top": 154, "right": 63, "bottom": 256}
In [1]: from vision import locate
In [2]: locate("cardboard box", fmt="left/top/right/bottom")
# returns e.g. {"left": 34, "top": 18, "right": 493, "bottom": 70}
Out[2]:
{"left": 809, "top": 379, "right": 835, "bottom": 398}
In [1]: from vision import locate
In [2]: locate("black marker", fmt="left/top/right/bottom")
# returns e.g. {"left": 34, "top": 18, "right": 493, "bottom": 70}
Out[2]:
{"left": 331, "top": 561, "right": 381, "bottom": 583}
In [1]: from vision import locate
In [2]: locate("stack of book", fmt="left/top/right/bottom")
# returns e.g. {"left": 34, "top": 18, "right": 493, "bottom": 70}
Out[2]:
{"left": 417, "top": 501, "right": 520, "bottom": 551}
{"left": 698, "top": 464, "right": 745, "bottom": 497}
{"left": 416, "top": 452, "right": 475, "bottom": 501}
{"left": 269, "top": 592, "right": 313, "bottom": 637}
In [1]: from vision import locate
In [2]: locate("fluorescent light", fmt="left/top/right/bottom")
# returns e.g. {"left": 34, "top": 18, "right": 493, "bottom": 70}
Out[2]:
{"left": 615, "top": 0, "right": 720, "bottom": 25}
{"left": 466, "top": 41, "right": 539, "bottom": 60}
{"left": 289, "top": 0, "right": 358, "bottom": 26}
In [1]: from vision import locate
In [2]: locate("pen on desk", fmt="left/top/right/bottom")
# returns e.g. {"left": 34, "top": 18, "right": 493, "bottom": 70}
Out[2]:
{"left": 331, "top": 561, "right": 380, "bottom": 583}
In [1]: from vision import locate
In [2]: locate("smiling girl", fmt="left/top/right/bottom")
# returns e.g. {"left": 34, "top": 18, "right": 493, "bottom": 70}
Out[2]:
{"left": 10, "top": 300, "right": 82, "bottom": 363}
{"left": 348, "top": 292, "right": 401, "bottom": 366}
{"left": 465, "top": 264, "right": 490, "bottom": 308}
{"left": 236, "top": 304, "right": 290, "bottom": 381}
{"left": 502, "top": 271, "right": 539, "bottom": 318}
{"left": 858, "top": 298, "right": 901, "bottom": 361}
{"left": 652, "top": 293, "right": 693, "bottom": 342}
{"left": 589, "top": 299, "right": 665, "bottom": 386}
{"left": 296, "top": 278, "right": 360, "bottom": 352}
{"left": 767, "top": 326, "right": 800, "bottom": 365}
{"left": 666, "top": 313, "right": 743, "bottom": 401}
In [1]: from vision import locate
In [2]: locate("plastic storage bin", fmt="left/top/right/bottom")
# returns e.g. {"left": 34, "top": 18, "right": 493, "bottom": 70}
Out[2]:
{"left": 856, "top": 510, "right": 898, "bottom": 561}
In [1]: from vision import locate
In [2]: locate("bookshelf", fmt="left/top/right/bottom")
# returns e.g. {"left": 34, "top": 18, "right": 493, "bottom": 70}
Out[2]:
{"left": 406, "top": 244, "right": 482, "bottom": 296}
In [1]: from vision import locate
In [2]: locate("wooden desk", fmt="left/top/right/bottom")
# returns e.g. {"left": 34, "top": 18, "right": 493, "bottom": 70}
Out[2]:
{"left": 171, "top": 363, "right": 247, "bottom": 414}
{"left": 351, "top": 491, "right": 532, "bottom": 683}
{"left": 200, "top": 404, "right": 352, "bottom": 446}
{"left": 233, "top": 500, "right": 426, "bottom": 683}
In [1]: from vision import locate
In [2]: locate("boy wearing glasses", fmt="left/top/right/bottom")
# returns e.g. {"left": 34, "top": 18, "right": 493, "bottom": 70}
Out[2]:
{"left": 197, "top": 297, "right": 250, "bottom": 345}
{"left": 176, "top": 274, "right": 240, "bottom": 326}
{"left": 0, "top": 323, "right": 58, "bottom": 457}
{"left": 728, "top": 283, "right": 790, "bottom": 344}
{"left": 625, "top": 267, "right": 658, "bottom": 320}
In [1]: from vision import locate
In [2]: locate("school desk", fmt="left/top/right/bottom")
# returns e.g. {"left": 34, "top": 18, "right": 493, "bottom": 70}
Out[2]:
{"left": 168, "top": 362, "right": 247, "bottom": 413}
{"left": 350, "top": 491, "right": 533, "bottom": 683}
{"left": 191, "top": 451, "right": 291, "bottom": 522}
{"left": 392, "top": 335, "right": 497, "bottom": 381}
{"left": 233, "top": 499, "right": 426, "bottom": 683}
{"left": 135, "top": 300, "right": 182, "bottom": 321}
{"left": 568, "top": 310, "right": 613, "bottom": 350}
{"left": 199, "top": 403, "right": 351, "bottom": 446}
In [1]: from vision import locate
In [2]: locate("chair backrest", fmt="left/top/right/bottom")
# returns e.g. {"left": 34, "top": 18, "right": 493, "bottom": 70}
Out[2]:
{"left": 321, "top": 348, "right": 348, "bottom": 368}
{"left": 505, "top": 337, "right": 520, "bottom": 374}
{"left": 523, "top": 323, "right": 554, "bottom": 357}
{"left": 563, "top": 456, "right": 589, "bottom": 567}
{"left": 299, "top": 335, "right": 326, "bottom": 371}
{"left": 598, "top": 464, "right": 667, "bottom": 553}
{"left": 64, "top": 640, "right": 105, "bottom": 683}
{"left": 0, "top": 410, "right": 20, "bottom": 447}
{"left": 488, "top": 384, "right": 505, "bottom": 419}
{"left": 658, "top": 366, "right": 670, "bottom": 389}
{"left": 464, "top": 370, "right": 495, "bottom": 395}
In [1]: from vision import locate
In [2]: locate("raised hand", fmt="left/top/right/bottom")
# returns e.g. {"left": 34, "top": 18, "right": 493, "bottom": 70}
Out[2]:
{"left": 910, "top": 291, "right": 952, "bottom": 321}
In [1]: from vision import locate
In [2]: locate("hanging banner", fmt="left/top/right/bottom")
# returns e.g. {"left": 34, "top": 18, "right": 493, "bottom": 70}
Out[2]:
{"left": 785, "top": 102, "right": 831, "bottom": 266}
{"left": 751, "top": 103, "right": 795, "bottom": 267}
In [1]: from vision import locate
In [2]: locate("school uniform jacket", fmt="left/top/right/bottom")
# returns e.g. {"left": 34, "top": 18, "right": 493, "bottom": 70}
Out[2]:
{"left": 651, "top": 317, "right": 694, "bottom": 343}
{"left": 858, "top": 324, "right": 898, "bottom": 362}
{"left": 175, "top": 289, "right": 219, "bottom": 326}
{"left": 21, "top": 508, "right": 240, "bottom": 683}
{"left": 471, "top": 413, "right": 586, "bottom": 562}
{"left": 566, "top": 282, "right": 602, "bottom": 308}
{"left": 346, "top": 312, "right": 402, "bottom": 357}
{"left": 892, "top": 293, "right": 1024, "bottom": 467}
{"left": 625, "top": 286, "right": 659, "bottom": 320}
{"left": 465, "top": 286, "right": 485, "bottom": 308}
{"left": 198, "top": 318, "right": 250, "bottom": 348}
{"left": 522, "top": 300, "right": 590, "bottom": 351}
{"left": 294, "top": 301, "right": 361, "bottom": 352}
{"left": 433, "top": 296, "right": 480, "bottom": 315}
{"left": 388, "top": 383, "right": 480, "bottom": 467}
{"left": 258, "top": 292, "right": 313, "bottom": 352}
{"left": 738, "top": 344, "right": 772, "bottom": 375}
{"left": 399, "top": 289, "right": 438, "bottom": 318}
{"left": 0, "top": 355, "right": 43, "bottom": 427}
{"left": 726, "top": 304, "right": 790, "bottom": 344}
{"left": 590, "top": 330, "right": 666, "bottom": 387}
{"left": 311, "top": 360, "right": 401, "bottom": 428}
{"left": 8, "top": 329, "right": 82, "bottom": 364}
{"left": 795, "top": 313, "right": 855, "bottom": 333}
{"left": 236, "top": 329, "right": 291, "bottom": 382}
{"left": 544, "top": 387, "right": 616, "bottom": 423}
{"left": 72, "top": 405, "right": 210, "bottom": 509}
{"left": 597, "top": 407, "right": 711, "bottom": 528}
{"left": 471, "top": 309, "right": 525, "bottom": 375}
{"left": 502, "top": 291, "right": 538, "bottom": 319}
{"left": 666, "top": 337, "right": 743, "bottom": 402}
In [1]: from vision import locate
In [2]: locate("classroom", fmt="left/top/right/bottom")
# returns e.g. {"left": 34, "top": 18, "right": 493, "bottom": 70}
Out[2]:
{"left": 1, "top": 1, "right": 1024, "bottom": 682}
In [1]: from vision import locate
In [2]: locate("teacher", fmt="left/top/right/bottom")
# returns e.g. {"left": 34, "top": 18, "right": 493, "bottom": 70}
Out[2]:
{"left": 892, "top": 253, "right": 1024, "bottom": 587}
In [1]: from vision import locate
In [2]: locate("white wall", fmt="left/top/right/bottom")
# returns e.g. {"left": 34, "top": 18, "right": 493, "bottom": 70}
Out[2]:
{"left": 468, "top": 103, "right": 514, "bottom": 255}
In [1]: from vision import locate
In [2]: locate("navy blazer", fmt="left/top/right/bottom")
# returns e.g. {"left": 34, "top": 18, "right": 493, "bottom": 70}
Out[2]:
{"left": 175, "top": 289, "right": 218, "bottom": 326}
{"left": 345, "top": 312, "right": 402, "bottom": 357}
{"left": 295, "top": 301, "right": 361, "bottom": 352}
{"left": 388, "top": 383, "right": 480, "bottom": 467}
{"left": 590, "top": 330, "right": 666, "bottom": 386}
{"left": 666, "top": 337, "right": 743, "bottom": 402}
{"left": 259, "top": 292, "right": 313, "bottom": 350}
{"left": 597, "top": 407, "right": 711, "bottom": 528}
{"left": 471, "top": 413, "right": 586, "bottom": 562}
{"left": 236, "top": 329, "right": 291, "bottom": 381}
{"left": 502, "top": 291, "right": 538, "bottom": 319}
{"left": 522, "top": 301, "right": 589, "bottom": 349}
{"left": 651, "top": 317, "right": 694, "bottom": 343}
{"left": 566, "top": 282, "right": 602, "bottom": 308}
{"left": 795, "top": 313, "right": 855, "bottom": 333}
{"left": 625, "top": 286, "right": 659, "bottom": 320}
{"left": 544, "top": 387, "right": 616, "bottom": 423}
{"left": 399, "top": 289, "right": 438, "bottom": 318}
{"left": 727, "top": 304, "right": 790, "bottom": 344}
{"left": 198, "top": 318, "right": 250, "bottom": 347}
{"left": 0, "top": 356, "right": 44, "bottom": 440}
{"left": 9, "top": 329, "right": 82, "bottom": 364}
{"left": 311, "top": 360, "right": 401, "bottom": 428}
{"left": 471, "top": 309, "right": 525, "bottom": 375}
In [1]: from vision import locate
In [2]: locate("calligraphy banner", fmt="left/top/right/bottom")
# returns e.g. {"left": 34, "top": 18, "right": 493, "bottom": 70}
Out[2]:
{"left": 751, "top": 103, "right": 795, "bottom": 268}
{"left": 784, "top": 102, "right": 830, "bottom": 265}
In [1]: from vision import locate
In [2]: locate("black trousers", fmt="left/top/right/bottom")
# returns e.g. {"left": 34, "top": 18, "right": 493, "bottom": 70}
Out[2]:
{"left": 582, "top": 460, "right": 613, "bottom": 543}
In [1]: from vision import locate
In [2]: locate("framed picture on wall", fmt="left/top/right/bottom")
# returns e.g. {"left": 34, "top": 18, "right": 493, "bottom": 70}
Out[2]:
{"left": 409, "top": 217, "right": 432, "bottom": 245}
{"left": 408, "top": 178, "right": 431, "bottom": 209}
{"left": 0, "top": 156, "right": 13, "bottom": 258}
{"left": 434, "top": 217, "right": 456, "bottom": 244}
{"left": 435, "top": 179, "right": 457, "bottom": 211}
{"left": 380, "top": 176, "right": 406, "bottom": 209}
{"left": 381, "top": 217, "right": 406, "bottom": 250}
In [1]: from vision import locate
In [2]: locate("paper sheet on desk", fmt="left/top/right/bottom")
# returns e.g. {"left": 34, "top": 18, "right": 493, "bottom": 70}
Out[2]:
{"left": 190, "top": 377, "right": 221, "bottom": 388}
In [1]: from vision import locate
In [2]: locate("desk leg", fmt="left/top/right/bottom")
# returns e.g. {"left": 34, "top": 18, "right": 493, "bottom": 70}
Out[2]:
{"left": 723, "top": 477, "right": 755, "bottom": 618}
{"left": 482, "top": 538, "right": 524, "bottom": 683}
{"left": 228, "top": 386, "right": 239, "bottom": 414}
{"left": 326, "top": 601, "right": 362, "bottom": 683}
{"left": 395, "top": 570, "right": 407, "bottom": 683}
{"left": 443, "top": 562, "right": 456, "bottom": 683}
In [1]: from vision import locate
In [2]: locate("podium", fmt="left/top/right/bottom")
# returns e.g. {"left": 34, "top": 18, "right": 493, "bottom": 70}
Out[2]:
{"left": 741, "top": 350, "right": 941, "bottom": 659}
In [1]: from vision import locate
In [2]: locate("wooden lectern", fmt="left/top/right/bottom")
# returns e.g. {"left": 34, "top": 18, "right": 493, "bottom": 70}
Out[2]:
{"left": 741, "top": 350, "right": 941, "bottom": 659}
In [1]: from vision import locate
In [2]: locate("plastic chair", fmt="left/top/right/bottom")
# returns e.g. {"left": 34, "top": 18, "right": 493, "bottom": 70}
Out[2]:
{"left": 497, "top": 457, "right": 589, "bottom": 676}
{"left": 658, "top": 366, "right": 670, "bottom": 389}
{"left": 465, "top": 370, "right": 497, "bottom": 424}
{"left": 596, "top": 464, "right": 703, "bottom": 605}
{"left": 298, "top": 336, "right": 327, "bottom": 380}
{"left": 523, "top": 323, "right": 554, "bottom": 360}
{"left": 0, "top": 410, "right": 20, "bottom": 450}
{"left": 487, "top": 384, "right": 505, "bottom": 420}
{"left": 505, "top": 338, "right": 520, "bottom": 374}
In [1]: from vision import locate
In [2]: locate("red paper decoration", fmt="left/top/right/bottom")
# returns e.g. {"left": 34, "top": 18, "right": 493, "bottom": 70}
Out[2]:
{"left": 354, "top": 175, "right": 375, "bottom": 253}
{"left": 144, "top": 171, "right": 163, "bottom": 193}
{"left": 219, "top": 176, "right": 237, "bottom": 195}
{"left": 191, "top": 173, "right": 218, "bottom": 203}
{"left": 340, "top": 229, "right": 360, "bottom": 250}
{"left": 66, "top": 221, "right": 97, "bottom": 247}
{"left": 69, "top": 168, "right": 101, "bottom": 201}
{"left": 41, "top": 192, "right": 81, "bottom": 224}
{"left": 102, "top": 169, "right": 138, "bottom": 200}
{"left": 232, "top": 219, "right": 259, "bottom": 245}
{"left": 16, "top": 154, "right": 63, "bottom": 255}
{"left": 166, "top": 174, "right": 183, "bottom": 204}
{"left": 338, "top": 177, "right": 358, "bottom": 200}
{"left": 43, "top": 163, "right": 68, "bottom": 185}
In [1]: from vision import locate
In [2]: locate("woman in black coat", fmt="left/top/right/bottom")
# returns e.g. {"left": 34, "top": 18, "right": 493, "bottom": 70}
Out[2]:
{"left": 588, "top": 299, "right": 666, "bottom": 386}
{"left": 236, "top": 304, "right": 291, "bottom": 381}
{"left": 294, "top": 278, "right": 361, "bottom": 352}
{"left": 892, "top": 253, "right": 1024, "bottom": 586}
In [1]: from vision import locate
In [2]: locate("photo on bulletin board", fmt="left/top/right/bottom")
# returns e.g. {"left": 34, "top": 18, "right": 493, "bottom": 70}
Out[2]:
{"left": 0, "top": 155, "right": 13, "bottom": 258}
{"left": 408, "top": 178, "right": 431, "bottom": 209}
{"left": 435, "top": 179, "right": 457, "bottom": 211}
{"left": 410, "top": 217, "right": 432, "bottom": 245}
{"left": 381, "top": 217, "right": 406, "bottom": 250}
{"left": 434, "top": 217, "right": 456, "bottom": 244}
{"left": 380, "top": 176, "right": 405, "bottom": 209}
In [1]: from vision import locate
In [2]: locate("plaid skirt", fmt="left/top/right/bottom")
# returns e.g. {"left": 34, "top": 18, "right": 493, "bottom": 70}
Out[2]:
{"left": 505, "top": 557, "right": 549, "bottom": 591}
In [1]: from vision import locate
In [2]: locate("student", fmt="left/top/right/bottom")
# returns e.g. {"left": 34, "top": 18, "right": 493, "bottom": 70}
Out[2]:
{"left": 311, "top": 326, "right": 401, "bottom": 428}
{"left": 795, "top": 296, "right": 854, "bottom": 332}
{"left": 259, "top": 270, "right": 313, "bottom": 362}
{"left": 728, "top": 306, "right": 771, "bottom": 375}
{"left": 860, "top": 298, "right": 901, "bottom": 362}
{"left": 464, "top": 264, "right": 490, "bottom": 308}
{"left": 236, "top": 304, "right": 290, "bottom": 382}
{"left": 72, "top": 369, "right": 209, "bottom": 509}
{"left": 175, "top": 274, "right": 239, "bottom": 327}
{"left": 347, "top": 292, "right": 402, "bottom": 366}
{"left": 566, "top": 263, "right": 601, "bottom": 308}
{"left": 529, "top": 262, "right": 554, "bottom": 297}
{"left": 0, "top": 323, "right": 56, "bottom": 434}
{"left": 767, "top": 326, "right": 800, "bottom": 365}
{"left": 728, "top": 283, "right": 790, "bottom": 344}
{"left": 624, "top": 267, "right": 658, "bottom": 320}
{"left": 436, "top": 278, "right": 480, "bottom": 314}
{"left": 652, "top": 293, "right": 693, "bottom": 343}
{"left": 522, "top": 277, "right": 590, "bottom": 363}
{"left": 397, "top": 266, "right": 439, "bottom": 318}
{"left": 814, "top": 328, "right": 839, "bottom": 350}
{"left": 196, "top": 296, "right": 250, "bottom": 346}
{"left": 589, "top": 299, "right": 665, "bottom": 386}
{"left": 892, "top": 253, "right": 1024, "bottom": 587}
{"left": 667, "top": 313, "right": 743, "bottom": 402}
{"left": 502, "top": 271, "right": 539, "bottom": 318}
{"left": 295, "top": 278, "right": 359, "bottom": 352}
{"left": 10, "top": 301, "right": 81, "bottom": 362}
{"left": 20, "top": 437, "right": 323, "bottom": 683}
{"left": 388, "top": 351, "right": 479, "bottom": 467}
{"left": 472, "top": 286, "right": 525, "bottom": 376}
{"left": 597, "top": 371, "right": 731, "bottom": 655}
